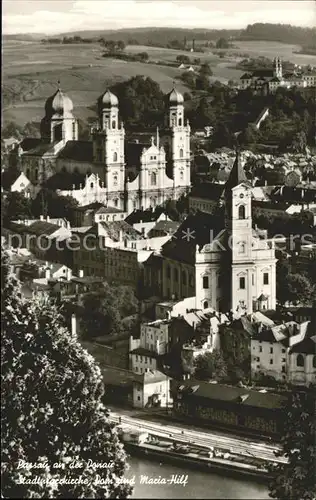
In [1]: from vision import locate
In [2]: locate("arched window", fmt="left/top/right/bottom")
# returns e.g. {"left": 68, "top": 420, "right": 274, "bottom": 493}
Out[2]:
{"left": 90, "top": 182, "right": 94, "bottom": 189}
{"left": 114, "top": 199, "right": 118, "bottom": 207}
{"left": 151, "top": 172, "right": 157, "bottom": 186}
{"left": 113, "top": 175, "right": 118, "bottom": 186}
{"left": 113, "top": 152, "right": 118, "bottom": 162}
{"left": 203, "top": 301, "right": 208, "bottom": 309}
{"left": 178, "top": 118, "right": 182, "bottom": 126}
{"left": 238, "top": 242, "right": 246, "bottom": 254}
{"left": 238, "top": 205, "right": 246, "bottom": 219}
{"left": 112, "top": 120, "right": 116, "bottom": 129}
{"left": 297, "top": 354, "right": 304, "bottom": 367}
{"left": 179, "top": 148, "right": 184, "bottom": 158}
{"left": 313, "top": 356, "right": 316, "bottom": 369}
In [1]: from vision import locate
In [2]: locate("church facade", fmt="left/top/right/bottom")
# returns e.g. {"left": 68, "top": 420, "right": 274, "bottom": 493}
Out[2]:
{"left": 18, "top": 86, "right": 191, "bottom": 211}
{"left": 195, "top": 153, "right": 277, "bottom": 315}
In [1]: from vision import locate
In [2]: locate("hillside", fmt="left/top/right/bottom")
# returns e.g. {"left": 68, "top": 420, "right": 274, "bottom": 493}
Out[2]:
{"left": 239, "top": 23, "right": 316, "bottom": 46}
{"left": 4, "top": 24, "right": 315, "bottom": 47}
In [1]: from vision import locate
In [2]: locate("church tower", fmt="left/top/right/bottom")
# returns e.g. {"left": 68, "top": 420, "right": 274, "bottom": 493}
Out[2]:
{"left": 273, "top": 57, "right": 282, "bottom": 79}
{"left": 167, "top": 88, "right": 191, "bottom": 195}
{"left": 91, "top": 90, "right": 125, "bottom": 208}
{"left": 40, "top": 84, "right": 78, "bottom": 143}
{"left": 224, "top": 151, "right": 254, "bottom": 314}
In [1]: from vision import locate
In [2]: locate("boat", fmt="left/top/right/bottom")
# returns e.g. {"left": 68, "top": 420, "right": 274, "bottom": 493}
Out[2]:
{"left": 123, "top": 439, "right": 274, "bottom": 483}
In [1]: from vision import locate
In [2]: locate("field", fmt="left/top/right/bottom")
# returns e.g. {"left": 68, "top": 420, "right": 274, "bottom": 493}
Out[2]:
{"left": 3, "top": 39, "right": 316, "bottom": 128}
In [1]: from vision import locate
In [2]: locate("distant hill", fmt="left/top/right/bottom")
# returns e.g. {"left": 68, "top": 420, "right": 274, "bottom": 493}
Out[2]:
{"left": 3, "top": 23, "right": 316, "bottom": 47}
{"left": 57, "top": 27, "right": 242, "bottom": 45}
{"left": 239, "top": 23, "right": 316, "bottom": 46}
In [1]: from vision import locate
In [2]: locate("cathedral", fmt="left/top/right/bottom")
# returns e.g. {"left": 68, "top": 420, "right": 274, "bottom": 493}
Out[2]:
{"left": 195, "top": 152, "right": 277, "bottom": 315}
{"left": 18, "top": 85, "right": 191, "bottom": 211}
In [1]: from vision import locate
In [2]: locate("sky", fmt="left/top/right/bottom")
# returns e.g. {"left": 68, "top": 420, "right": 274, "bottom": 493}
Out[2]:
{"left": 2, "top": 0, "right": 316, "bottom": 35}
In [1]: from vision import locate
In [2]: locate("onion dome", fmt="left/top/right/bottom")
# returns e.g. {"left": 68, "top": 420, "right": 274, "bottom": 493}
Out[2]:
{"left": 101, "top": 90, "right": 119, "bottom": 108}
{"left": 45, "top": 88, "right": 74, "bottom": 117}
{"left": 168, "top": 87, "right": 184, "bottom": 105}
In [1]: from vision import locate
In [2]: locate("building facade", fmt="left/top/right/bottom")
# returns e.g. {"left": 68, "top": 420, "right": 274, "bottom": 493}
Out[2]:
{"left": 195, "top": 152, "right": 277, "bottom": 314}
{"left": 18, "top": 86, "right": 191, "bottom": 211}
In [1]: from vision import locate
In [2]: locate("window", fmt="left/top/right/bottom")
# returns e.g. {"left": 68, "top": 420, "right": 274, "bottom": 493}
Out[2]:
{"left": 151, "top": 172, "right": 157, "bottom": 185}
{"left": 252, "top": 274, "right": 255, "bottom": 285}
{"left": 259, "top": 346, "right": 262, "bottom": 353}
{"left": 179, "top": 148, "right": 184, "bottom": 158}
{"left": 113, "top": 152, "right": 118, "bottom": 162}
{"left": 270, "top": 359, "right": 273, "bottom": 365}
{"left": 137, "top": 396, "right": 141, "bottom": 401}
{"left": 238, "top": 205, "right": 245, "bottom": 219}
{"left": 112, "top": 120, "right": 116, "bottom": 129}
{"left": 178, "top": 118, "right": 182, "bottom": 127}
{"left": 203, "top": 276, "right": 209, "bottom": 289}
{"left": 297, "top": 354, "right": 304, "bottom": 367}
{"left": 182, "top": 271, "right": 187, "bottom": 285}
{"left": 114, "top": 199, "right": 118, "bottom": 207}
{"left": 34, "top": 169, "right": 38, "bottom": 182}
{"left": 239, "top": 277, "right": 245, "bottom": 289}
{"left": 26, "top": 168, "right": 30, "bottom": 178}
{"left": 270, "top": 347, "right": 273, "bottom": 354}
{"left": 166, "top": 265, "right": 171, "bottom": 279}
{"left": 113, "top": 175, "right": 118, "bottom": 186}
{"left": 282, "top": 349, "right": 286, "bottom": 353}
{"left": 282, "top": 366, "right": 286, "bottom": 373}
{"left": 238, "top": 242, "right": 246, "bottom": 254}
{"left": 180, "top": 170, "right": 184, "bottom": 181}
{"left": 263, "top": 273, "right": 269, "bottom": 285}
{"left": 203, "top": 301, "right": 208, "bottom": 309}
{"left": 282, "top": 358, "right": 286, "bottom": 363}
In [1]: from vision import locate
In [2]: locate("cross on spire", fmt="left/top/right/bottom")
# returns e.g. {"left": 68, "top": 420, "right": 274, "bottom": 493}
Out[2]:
{"left": 57, "top": 80, "right": 61, "bottom": 90}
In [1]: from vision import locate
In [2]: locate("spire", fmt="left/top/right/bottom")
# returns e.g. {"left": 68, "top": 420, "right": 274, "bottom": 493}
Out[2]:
{"left": 224, "top": 149, "right": 248, "bottom": 195}
{"left": 151, "top": 136, "right": 154, "bottom": 147}
{"left": 156, "top": 126, "right": 160, "bottom": 148}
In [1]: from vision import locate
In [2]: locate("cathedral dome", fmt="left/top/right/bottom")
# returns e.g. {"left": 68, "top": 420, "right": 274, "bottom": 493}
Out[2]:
{"left": 168, "top": 88, "right": 184, "bottom": 105}
{"left": 101, "top": 90, "right": 119, "bottom": 107}
{"left": 45, "top": 88, "right": 74, "bottom": 116}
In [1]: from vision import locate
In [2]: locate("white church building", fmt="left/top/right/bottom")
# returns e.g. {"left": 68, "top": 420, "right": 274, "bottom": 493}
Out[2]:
{"left": 17, "top": 85, "right": 191, "bottom": 211}
{"left": 195, "top": 152, "right": 277, "bottom": 315}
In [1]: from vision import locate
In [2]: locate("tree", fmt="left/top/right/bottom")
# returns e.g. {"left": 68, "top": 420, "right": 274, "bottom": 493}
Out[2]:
{"left": 2, "top": 122, "right": 24, "bottom": 139}
{"left": 3, "top": 192, "right": 33, "bottom": 225}
{"left": 1, "top": 251, "right": 132, "bottom": 498}
{"left": 216, "top": 37, "right": 229, "bottom": 49}
{"left": 19, "top": 261, "right": 40, "bottom": 282}
{"left": 176, "top": 55, "right": 190, "bottom": 65}
{"left": 199, "top": 63, "right": 213, "bottom": 76}
{"left": 81, "top": 282, "right": 138, "bottom": 338}
{"left": 269, "top": 389, "right": 316, "bottom": 500}
{"left": 116, "top": 40, "right": 126, "bottom": 51}
{"left": 284, "top": 274, "right": 314, "bottom": 305}
{"left": 32, "top": 190, "right": 79, "bottom": 225}
{"left": 194, "top": 350, "right": 227, "bottom": 381}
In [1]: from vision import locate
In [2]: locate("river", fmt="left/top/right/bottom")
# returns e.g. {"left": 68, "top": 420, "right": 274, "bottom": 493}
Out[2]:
{"left": 126, "top": 456, "right": 270, "bottom": 499}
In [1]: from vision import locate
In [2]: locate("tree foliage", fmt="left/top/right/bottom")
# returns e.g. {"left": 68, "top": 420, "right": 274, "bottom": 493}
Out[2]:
{"left": 269, "top": 389, "right": 316, "bottom": 500}
{"left": 1, "top": 251, "right": 132, "bottom": 498}
{"left": 194, "top": 349, "right": 228, "bottom": 381}
{"left": 81, "top": 283, "right": 138, "bottom": 338}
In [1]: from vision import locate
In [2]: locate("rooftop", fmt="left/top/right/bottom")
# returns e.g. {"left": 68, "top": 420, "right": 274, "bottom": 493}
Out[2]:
{"left": 177, "top": 379, "right": 285, "bottom": 410}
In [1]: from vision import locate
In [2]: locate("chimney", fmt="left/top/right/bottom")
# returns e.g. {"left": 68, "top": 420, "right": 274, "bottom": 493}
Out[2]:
{"left": 46, "top": 215, "right": 50, "bottom": 222}
{"left": 45, "top": 268, "right": 51, "bottom": 280}
{"left": 79, "top": 269, "right": 84, "bottom": 278}
{"left": 66, "top": 221, "right": 71, "bottom": 229}
{"left": 71, "top": 314, "right": 77, "bottom": 337}
{"left": 119, "top": 229, "right": 123, "bottom": 242}
{"left": 67, "top": 268, "right": 72, "bottom": 280}
{"left": 40, "top": 215, "right": 44, "bottom": 221}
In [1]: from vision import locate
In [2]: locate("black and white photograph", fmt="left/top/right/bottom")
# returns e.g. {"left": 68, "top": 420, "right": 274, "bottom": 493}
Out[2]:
{"left": 1, "top": 1, "right": 316, "bottom": 499}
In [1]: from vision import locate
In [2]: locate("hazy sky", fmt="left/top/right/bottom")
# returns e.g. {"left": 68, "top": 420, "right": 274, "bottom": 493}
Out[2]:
{"left": 3, "top": 0, "right": 316, "bottom": 35}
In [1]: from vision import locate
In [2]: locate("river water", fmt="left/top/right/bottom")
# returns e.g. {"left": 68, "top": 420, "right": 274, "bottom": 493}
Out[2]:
{"left": 127, "top": 457, "right": 270, "bottom": 499}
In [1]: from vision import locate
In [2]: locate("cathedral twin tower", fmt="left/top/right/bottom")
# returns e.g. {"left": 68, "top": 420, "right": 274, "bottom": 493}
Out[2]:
{"left": 33, "top": 84, "right": 191, "bottom": 212}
